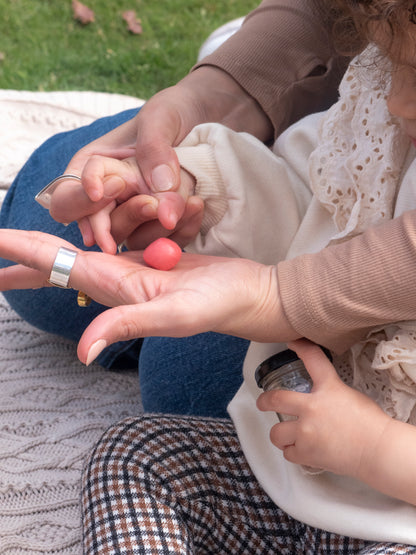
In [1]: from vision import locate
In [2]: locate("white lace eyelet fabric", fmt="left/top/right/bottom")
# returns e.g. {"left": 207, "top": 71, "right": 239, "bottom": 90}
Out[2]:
{"left": 308, "top": 46, "right": 410, "bottom": 244}
{"left": 309, "top": 46, "right": 416, "bottom": 423}
{"left": 349, "top": 322, "right": 416, "bottom": 425}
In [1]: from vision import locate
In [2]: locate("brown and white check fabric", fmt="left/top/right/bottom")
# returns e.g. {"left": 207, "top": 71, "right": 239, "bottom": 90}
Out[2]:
{"left": 82, "top": 414, "right": 416, "bottom": 554}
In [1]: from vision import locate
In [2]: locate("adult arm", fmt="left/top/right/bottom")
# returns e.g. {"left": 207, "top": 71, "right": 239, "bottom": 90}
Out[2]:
{"left": 131, "top": 0, "right": 348, "bottom": 192}
{"left": 278, "top": 211, "right": 416, "bottom": 353}
{"left": 194, "top": 0, "right": 349, "bottom": 138}
{"left": 0, "top": 229, "right": 296, "bottom": 365}
{"left": 0, "top": 214, "right": 414, "bottom": 363}
{"left": 53, "top": 0, "right": 348, "bottom": 245}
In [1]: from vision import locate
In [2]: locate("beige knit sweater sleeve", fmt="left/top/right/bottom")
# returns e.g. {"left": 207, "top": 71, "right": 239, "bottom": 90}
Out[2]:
{"left": 174, "top": 118, "right": 319, "bottom": 265}
{"left": 194, "top": 0, "right": 350, "bottom": 137}
{"left": 175, "top": 122, "right": 416, "bottom": 356}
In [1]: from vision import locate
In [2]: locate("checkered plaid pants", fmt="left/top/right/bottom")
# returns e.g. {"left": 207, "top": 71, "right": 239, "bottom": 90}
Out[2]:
{"left": 82, "top": 414, "right": 416, "bottom": 554}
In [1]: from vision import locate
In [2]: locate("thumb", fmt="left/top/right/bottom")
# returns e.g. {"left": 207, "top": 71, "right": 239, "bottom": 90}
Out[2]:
{"left": 287, "top": 339, "right": 335, "bottom": 387}
{"left": 77, "top": 300, "right": 202, "bottom": 366}
{"left": 77, "top": 305, "right": 145, "bottom": 366}
{"left": 135, "top": 102, "right": 182, "bottom": 194}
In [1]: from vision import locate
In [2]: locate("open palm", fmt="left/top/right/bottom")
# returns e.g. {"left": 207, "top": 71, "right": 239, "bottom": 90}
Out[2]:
{"left": 0, "top": 229, "right": 285, "bottom": 364}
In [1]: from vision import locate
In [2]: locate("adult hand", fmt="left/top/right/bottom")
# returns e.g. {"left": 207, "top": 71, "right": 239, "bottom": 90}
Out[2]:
{"left": 47, "top": 66, "right": 272, "bottom": 249}
{"left": 257, "top": 339, "right": 390, "bottom": 477}
{"left": 0, "top": 229, "right": 295, "bottom": 366}
{"left": 47, "top": 156, "right": 201, "bottom": 254}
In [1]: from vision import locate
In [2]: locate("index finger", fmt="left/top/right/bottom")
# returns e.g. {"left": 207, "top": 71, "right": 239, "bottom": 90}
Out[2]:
{"left": 0, "top": 229, "right": 79, "bottom": 280}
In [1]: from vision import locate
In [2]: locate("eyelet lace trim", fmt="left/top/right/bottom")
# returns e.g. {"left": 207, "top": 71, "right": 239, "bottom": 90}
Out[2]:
{"left": 310, "top": 47, "right": 416, "bottom": 423}
{"left": 309, "top": 46, "right": 409, "bottom": 244}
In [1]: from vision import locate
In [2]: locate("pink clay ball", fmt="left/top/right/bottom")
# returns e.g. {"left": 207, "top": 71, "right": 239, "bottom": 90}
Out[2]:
{"left": 143, "top": 238, "right": 182, "bottom": 271}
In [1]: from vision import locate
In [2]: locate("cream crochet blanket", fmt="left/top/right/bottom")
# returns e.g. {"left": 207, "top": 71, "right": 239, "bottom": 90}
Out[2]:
{"left": 0, "top": 90, "right": 144, "bottom": 554}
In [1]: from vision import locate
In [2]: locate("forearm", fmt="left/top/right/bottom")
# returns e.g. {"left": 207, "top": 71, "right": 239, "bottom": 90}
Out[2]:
{"left": 194, "top": 0, "right": 350, "bottom": 137}
{"left": 278, "top": 211, "right": 416, "bottom": 353}
{"left": 175, "top": 120, "right": 315, "bottom": 263}
{"left": 176, "top": 66, "right": 273, "bottom": 143}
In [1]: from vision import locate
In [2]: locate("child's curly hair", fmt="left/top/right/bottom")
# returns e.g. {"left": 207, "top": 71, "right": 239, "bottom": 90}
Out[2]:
{"left": 316, "top": 0, "right": 416, "bottom": 58}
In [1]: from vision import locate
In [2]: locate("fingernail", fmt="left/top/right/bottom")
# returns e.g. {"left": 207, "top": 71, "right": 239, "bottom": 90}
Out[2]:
{"left": 35, "top": 190, "right": 52, "bottom": 209}
{"left": 151, "top": 164, "right": 175, "bottom": 192}
{"left": 86, "top": 339, "right": 107, "bottom": 366}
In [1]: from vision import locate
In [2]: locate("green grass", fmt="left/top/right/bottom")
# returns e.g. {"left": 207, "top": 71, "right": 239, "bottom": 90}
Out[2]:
{"left": 0, "top": 0, "right": 258, "bottom": 99}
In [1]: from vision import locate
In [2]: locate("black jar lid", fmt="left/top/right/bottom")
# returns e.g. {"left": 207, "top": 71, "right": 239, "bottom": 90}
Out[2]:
{"left": 255, "top": 346, "right": 332, "bottom": 388}
{"left": 255, "top": 349, "right": 299, "bottom": 388}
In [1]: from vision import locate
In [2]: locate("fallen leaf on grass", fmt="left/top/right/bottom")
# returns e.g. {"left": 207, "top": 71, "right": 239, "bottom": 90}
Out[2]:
{"left": 0, "top": 52, "right": 5, "bottom": 62}
{"left": 72, "top": 0, "right": 95, "bottom": 25}
{"left": 122, "top": 10, "right": 142, "bottom": 34}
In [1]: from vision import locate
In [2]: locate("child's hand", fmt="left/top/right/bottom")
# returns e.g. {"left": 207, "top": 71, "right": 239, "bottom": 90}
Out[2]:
{"left": 256, "top": 339, "right": 390, "bottom": 478}
{"left": 98, "top": 169, "right": 203, "bottom": 253}
{"left": 43, "top": 155, "right": 199, "bottom": 254}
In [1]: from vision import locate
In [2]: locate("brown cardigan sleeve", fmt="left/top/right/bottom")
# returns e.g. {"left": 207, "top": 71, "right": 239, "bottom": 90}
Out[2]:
{"left": 194, "top": 0, "right": 350, "bottom": 137}
{"left": 277, "top": 211, "right": 416, "bottom": 353}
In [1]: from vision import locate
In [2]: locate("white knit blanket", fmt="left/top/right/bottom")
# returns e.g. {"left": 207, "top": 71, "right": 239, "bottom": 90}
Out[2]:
{"left": 0, "top": 90, "right": 145, "bottom": 554}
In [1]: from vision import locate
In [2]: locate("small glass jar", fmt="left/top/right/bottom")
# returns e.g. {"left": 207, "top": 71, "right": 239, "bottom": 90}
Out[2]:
{"left": 255, "top": 349, "right": 312, "bottom": 421}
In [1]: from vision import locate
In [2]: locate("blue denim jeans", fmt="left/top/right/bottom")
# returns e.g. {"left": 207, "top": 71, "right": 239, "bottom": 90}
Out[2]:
{"left": 0, "top": 108, "right": 248, "bottom": 417}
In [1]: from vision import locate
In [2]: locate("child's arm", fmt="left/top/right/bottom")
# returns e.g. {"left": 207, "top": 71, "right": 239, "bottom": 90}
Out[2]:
{"left": 41, "top": 119, "right": 317, "bottom": 263}
{"left": 257, "top": 339, "right": 416, "bottom": 505}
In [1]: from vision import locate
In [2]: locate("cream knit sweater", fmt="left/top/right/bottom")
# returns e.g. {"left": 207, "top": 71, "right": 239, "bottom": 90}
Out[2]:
{"left": 0, "top": 90, "right": 144, "bottom": 554}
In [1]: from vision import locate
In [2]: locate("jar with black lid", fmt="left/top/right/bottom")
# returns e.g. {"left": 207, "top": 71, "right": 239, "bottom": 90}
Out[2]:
{"left": 255, "top": 347, "right": 331, "bottom": 422}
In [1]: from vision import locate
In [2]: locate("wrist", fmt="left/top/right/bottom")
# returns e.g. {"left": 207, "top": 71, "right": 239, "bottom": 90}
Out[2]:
{"left": 180, "top": 66, "right": 273, "bottom": 142}
{"left": 253, "top": 264, "right": 300, "bottom": 343}
{"left": 179, "top": 167, "right": 196, "bottom": 196}
{"left": 353, "top": 411, "right": 395, "bottom": 487}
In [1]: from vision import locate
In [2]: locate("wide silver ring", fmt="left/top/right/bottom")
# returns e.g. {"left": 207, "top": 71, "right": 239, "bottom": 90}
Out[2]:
{"left": 35, "top": 174, "right": 81, "bottom": 209}
{"left": 48, "top": 247, "right": 77, "bottom": 289}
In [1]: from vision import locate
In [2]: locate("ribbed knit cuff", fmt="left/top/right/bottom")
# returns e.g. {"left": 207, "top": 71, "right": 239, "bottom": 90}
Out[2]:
{"left": 176, "top": 144, "right": 228, "bottom": 235}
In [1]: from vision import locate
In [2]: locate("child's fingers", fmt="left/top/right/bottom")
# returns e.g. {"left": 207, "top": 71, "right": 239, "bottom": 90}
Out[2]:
{"left": 287, "top": 339, "right": 336, "bottom": 387}
{"left": 50, "top": 156, "right": 144, "bottom": 224}
{"left": 63, "top": 117, "right": 138, "bottom": 187}
{"left": 122, "top": 220, "right": 171, "bottom": 251}
{"left": 77, "top": 217, "right": 95, "bottom": 248}
{"left": 49, "top": 181, "right": 116, "bottom": 224}
{"left": 269, "top": 420, "right": 297, "bottom": 450}
{"left": 116, "top": 196, "right": 204, "bottom": 250}
{"left": 257, "top": 388, "right": 303, "bottom": 415}
{"left": 168, "top": 196, "right": 205, "bottom": 247}
{"left": 87, "top": 201, "right": 117, "bottom": 254}
{"left": 109, "top": 195, "right": 160, "bottom": 248}
{"left": 81, "top": 155, "right": 147, "bottom": 202}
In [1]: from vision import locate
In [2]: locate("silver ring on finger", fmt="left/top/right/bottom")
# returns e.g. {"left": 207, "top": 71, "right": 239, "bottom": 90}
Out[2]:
{"left": 35, "top": 174, "right": 82, "bottom": 209}
{"left": 47, "top": 247, "right": 78, "bottom": 289}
